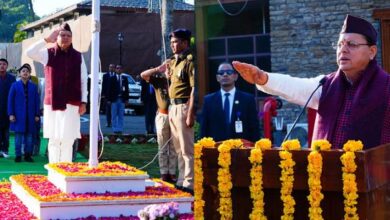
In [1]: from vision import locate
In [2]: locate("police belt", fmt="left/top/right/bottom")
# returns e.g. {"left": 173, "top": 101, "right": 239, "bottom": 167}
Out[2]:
{"left": 158, "top": 108, "right": 169, "bottom": 114}
{"left": 170, "top": 98, "right": 188, "bottom": 105}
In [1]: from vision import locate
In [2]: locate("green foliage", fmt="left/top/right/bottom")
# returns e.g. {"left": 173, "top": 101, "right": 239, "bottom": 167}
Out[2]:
{"left": 0, "top": 0, "right": 37, "bottom": 42}
{"left": 13, "top": 21, "right": 28, "bottom": 42}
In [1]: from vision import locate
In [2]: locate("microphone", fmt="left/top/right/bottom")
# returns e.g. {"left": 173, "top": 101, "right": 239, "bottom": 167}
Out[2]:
{"left": 282, "top": 77, "right": 326, "bottom": 143}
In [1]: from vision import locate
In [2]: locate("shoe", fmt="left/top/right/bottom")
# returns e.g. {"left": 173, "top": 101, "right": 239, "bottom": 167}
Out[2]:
{"left": 147, "top": 137, "right": 157, "bottom": 143}
{"left": 161, "top": 174, "right": 171, "bottom": 182}
{"left": 2, "top": 152, "right": 9, "bottom": 158}
{"left": 169, "top": 174, "right": 177, "bottom": 183}
{"left": 106, "top": 124, "right": 112, "bottom": 127}
{"left": 181, "top": 187, "right": 194, "bottom": 196}
{"left": 24, "top": 155, "right": 34, "bottom": 162}
{"left": 174, "top": 185, "right": 183, "bottom": 190}
{"left": 15, "top": 156, "right": 22, "bottom": 162}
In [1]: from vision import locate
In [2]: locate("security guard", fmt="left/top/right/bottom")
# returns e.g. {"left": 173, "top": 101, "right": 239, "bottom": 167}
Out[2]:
{"left": 167, "top": 28, "right": 195, "bottom": 194}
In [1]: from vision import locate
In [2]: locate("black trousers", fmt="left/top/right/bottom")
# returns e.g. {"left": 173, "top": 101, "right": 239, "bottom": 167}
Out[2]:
{"left": 0, "top": 127, "right": 9, "bottom": 153}
{"left": 106, "top": 101, "right": 112, "bottom": 125}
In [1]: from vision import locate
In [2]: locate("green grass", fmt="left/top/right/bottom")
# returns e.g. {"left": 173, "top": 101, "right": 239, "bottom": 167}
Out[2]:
{"left": 82, "top": 143, "right": 161, "bottom": 178}
{"left": 0, "top": 134, "right": 87, "bottom": 180}
{"left": 0, "top": 134, "right": 161, "bottom": 181}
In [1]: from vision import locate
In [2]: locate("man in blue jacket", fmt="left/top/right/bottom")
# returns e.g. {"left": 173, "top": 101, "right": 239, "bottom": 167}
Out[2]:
{"left": 0, "top": 58, "right": 16, "bottom": 158}
{"left": 200, "top": 62, "right": 260, "bottom": 142}
{"left": 8, "top": 63, "right": 40, "bottom": 162}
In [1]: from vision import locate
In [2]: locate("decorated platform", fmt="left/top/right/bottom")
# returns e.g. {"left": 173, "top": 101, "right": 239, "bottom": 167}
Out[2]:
{"left": 5, "top": 161, "right": 193, "bottom": 219}
{"left": 45, "top": 162, "right": 149, "bottom": 193}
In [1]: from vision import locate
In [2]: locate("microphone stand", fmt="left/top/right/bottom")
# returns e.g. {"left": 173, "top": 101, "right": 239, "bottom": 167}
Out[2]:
{"left": 282, "top": 77, "right": 326, "bottom": 143}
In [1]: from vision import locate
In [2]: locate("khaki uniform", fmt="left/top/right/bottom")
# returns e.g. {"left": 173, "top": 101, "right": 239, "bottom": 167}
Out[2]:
{"left": 168, "top": 50, "right": 195, "bottom": 189}
{"left": 149, "top": 74, "right": 177, "bottom": 175}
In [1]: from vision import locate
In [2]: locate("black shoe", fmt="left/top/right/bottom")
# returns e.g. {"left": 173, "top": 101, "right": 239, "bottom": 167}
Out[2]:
{"left": 174, "top": 185, "right": 183, "bottom": 190}
{"left": 15, "top": 156, "right": 22, "bottom": 162}
{"left": 24, "top": 155, "right": 34, "bottom": 162}
{"left": 181, "top": 187, "right": 194, "bottom": 196}
{"left": 161, "top": 174, "right": 171, "bottom": 182}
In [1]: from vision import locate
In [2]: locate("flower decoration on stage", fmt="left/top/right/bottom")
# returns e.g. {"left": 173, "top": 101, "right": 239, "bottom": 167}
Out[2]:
{"left": 0, "top": 182, "right": 36, "bottom": 219}
{"left": 137, "top": 202, "right": 179, "bottom": 220}
{"left": 307, "top": 140, "right": 331, "bottom": 220}
{"left": 217, "top": 139, "right": 243, "bottom": 220}
{"left": 194, "top": 137, "right": 215, "bottom": 219}
{"left": 46, "top": 161, "right": 146, "bottom": 177}
{"left": 279, "top": 139, "right": 301, "bottom": 220}
{"left": 10, "top": 175, "right": 191, "bottom": 203}
{"left": 249, "top": 138, "right": 271, "bottom": 220}
{"left": 255, "top": 138, "right": 272, "bottom": 150}
{"left": 340, "top": 140, "right": 363, "bottom": 220}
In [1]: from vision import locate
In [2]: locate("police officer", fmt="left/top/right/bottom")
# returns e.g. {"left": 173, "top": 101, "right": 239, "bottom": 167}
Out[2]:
{"left": 166, "top": 29, "right": 195, "bottom": 194}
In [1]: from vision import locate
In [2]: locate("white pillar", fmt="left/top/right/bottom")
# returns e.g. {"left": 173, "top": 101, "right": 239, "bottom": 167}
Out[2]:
{"left": 89, "top": 0, "right": 100, "bottom": 168}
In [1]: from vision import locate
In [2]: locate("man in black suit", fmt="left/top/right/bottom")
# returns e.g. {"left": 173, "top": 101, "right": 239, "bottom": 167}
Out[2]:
{"left": 101, "top": 63, "right": 115, "bottom": 127}
{"left": 141, "top": 77, "right": 157, "bottom": 134}
{"left": 108, "top": 64, "right": 129, "bottom": 134}
{"left": 200, "top": 62, "right": 260, "bottom": 142}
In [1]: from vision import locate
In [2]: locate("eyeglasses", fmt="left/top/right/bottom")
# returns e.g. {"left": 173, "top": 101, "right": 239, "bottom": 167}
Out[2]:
{"left": 217, "top": 69, "right": 235, "bottom": 75}
{"left": 332, "top": 41, "right": 371, "bottom": 50}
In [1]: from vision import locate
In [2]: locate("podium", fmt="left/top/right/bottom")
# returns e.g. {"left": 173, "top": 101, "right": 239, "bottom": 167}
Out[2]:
{"left": 201, "top": 143, "right": 390, "bottom": 220}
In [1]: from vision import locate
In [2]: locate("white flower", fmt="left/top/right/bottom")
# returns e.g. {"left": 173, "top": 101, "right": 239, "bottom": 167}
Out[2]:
{"left": 234, "top": 100, "right": 239, "bottom": 104}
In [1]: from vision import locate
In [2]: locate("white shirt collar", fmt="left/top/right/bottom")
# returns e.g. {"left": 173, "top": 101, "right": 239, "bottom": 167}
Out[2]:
{"left": 220, "top": 87, "right": 236, "bottom": 97}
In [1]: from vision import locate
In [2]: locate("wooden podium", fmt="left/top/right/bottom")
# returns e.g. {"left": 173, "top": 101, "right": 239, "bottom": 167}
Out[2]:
{"left": 201, "top": 144, "right": 390, "bottom": 220}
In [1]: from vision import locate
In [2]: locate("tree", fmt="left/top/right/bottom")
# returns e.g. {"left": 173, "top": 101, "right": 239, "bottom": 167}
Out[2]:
{"left": 0, "top": 0, "right": 38, "bottom": 42}
{"left": 13, "top": 21, "right": 28, "bottom": 43}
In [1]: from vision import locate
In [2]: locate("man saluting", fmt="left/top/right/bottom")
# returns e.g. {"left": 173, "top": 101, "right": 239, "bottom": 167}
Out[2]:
{"left": 26, "top": 23, "right": 88, "bottom": 162}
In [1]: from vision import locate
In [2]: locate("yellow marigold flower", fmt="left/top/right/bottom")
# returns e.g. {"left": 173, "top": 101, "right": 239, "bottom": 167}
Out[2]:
{"left": 281, "top": 139, "right": 301, "bottom": 151}
{"left": 249, "top": 149, "right": 263, "bottom": 164}
{"left": 197, "top": 137, "right": 216, "bottom": 148}
{"left": 311, "top": 139, "right": 331, "bottom": 151}
{"left": 255, "top": 138, "right": 272, "bottom": 150}
{"left": 343, "top": 140, "right": 363, "bottom": 152}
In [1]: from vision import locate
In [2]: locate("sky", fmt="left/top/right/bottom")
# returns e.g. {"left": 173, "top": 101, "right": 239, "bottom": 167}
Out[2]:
{"left": 33, "top": 0, "right": 195, "bottom": 17}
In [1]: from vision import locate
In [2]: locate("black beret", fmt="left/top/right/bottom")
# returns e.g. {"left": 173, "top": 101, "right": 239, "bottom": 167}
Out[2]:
{"left": 169, "top": 28, "right": 191, "bottom": 42}
{"left": 60, "top": 23, "right": 72, "bottom": 33}
{"left": 18, "top": 63, "right": 31, "bottom": 73}
{"left": 340, "top": 14, "right": 377, "bottom": 44}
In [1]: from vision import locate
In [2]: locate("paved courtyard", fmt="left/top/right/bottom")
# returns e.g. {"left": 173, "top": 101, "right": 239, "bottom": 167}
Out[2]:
{"left": 80, "top": 114, "right": 147, "bottom": 135}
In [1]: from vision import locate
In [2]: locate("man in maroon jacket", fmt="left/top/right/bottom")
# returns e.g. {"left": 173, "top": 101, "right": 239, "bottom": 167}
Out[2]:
{"left": 26, "top": 23, "right": 88, "bottom": 162}
{"left": 233, "top": 15, "right": 389, "bottom": 149}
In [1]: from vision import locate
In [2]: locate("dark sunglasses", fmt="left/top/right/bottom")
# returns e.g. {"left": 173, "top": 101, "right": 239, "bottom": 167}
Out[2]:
{"left": 217, "top": 70, "right": 235, "bottom": 75}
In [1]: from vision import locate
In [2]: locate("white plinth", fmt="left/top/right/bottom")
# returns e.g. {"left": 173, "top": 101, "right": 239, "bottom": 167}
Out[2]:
{"left": 11, "top": 178, "right": 193, "bottom": 220}
{"left": 45, "top": 165, "right": 149, "bottom": 193}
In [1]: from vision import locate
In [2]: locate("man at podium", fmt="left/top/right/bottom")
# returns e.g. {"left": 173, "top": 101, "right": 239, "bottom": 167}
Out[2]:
{"left": 233, "top": 14, "right": 390, "bottom": 149}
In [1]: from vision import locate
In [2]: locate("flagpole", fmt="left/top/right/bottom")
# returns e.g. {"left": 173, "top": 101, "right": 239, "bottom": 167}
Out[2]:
{"left": 89, "top": 0, "right": 100, "bottom": 167}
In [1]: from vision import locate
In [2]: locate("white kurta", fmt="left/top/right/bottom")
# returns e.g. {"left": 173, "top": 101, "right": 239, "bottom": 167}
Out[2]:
{"left": 256, "top": 73, "right": 325, "bottom": 110}
{"left": 26, "top": 39, "right": 88, "bottom": 140}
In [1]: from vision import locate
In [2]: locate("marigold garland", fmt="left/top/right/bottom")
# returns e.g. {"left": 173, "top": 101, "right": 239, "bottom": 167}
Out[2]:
{"left": 340, "top": 140, "right": 363, "bottom": 220}
{"left": 217, "top": 139, "right": 243, "bottom": 220}
{"left": 194, "top": 137, "right": 216, "bottom": 220}
{"left": 307, "top": 140, "right": 331, "bottom": 220}
{"left": 279, "top": 139, "right": 301, "bottom": 220}
{"left": 249, "top": 138, "right": 272, "bottom": 220}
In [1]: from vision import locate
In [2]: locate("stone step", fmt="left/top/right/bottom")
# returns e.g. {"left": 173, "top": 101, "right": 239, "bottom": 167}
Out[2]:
{"left": 10, "top": 175, "right": 193, "bottom": 219}
{"left": 44, "top": 162, "right": 149, "bottom": 193}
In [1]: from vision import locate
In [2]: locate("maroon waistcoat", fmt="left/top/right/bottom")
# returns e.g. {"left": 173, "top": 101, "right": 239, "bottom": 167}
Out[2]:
{"left": 313, "top": 60, "right": 390, "bottom": 149}
{"left": 44, "top": 44, "right": 82, "bottom": 111}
